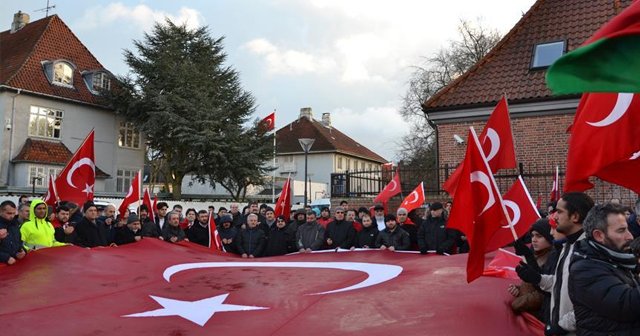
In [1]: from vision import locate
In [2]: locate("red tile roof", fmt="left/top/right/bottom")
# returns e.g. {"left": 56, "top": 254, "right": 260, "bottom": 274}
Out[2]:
{"left": 0, "top": 15, "right": 111, "bottom": 107}
{"left": 422, "top": 0, "right": 631, "bottom": 112}
{"left": 13, "top": 138, "right": 109, "bottom": 177}
{"left": 276, "top": 117, "right": 387, "bottom": 163}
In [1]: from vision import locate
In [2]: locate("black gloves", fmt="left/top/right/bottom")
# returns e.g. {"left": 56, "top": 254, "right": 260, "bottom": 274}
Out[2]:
{"left": 516, "top": 261, "right": 541, "bottom": 285}
{"left": 513, "top": 240, "right": 539, "bottom": 270}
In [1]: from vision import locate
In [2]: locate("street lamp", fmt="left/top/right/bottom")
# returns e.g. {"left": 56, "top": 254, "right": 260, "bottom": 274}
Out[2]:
{"left": 31, "top": 174, "right": 43, "bottom": 197}
{"left": 298, "top": 138, "right": 315, "bottom": 207}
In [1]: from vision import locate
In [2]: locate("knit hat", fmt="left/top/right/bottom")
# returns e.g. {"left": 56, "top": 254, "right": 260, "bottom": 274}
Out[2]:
{"left": 127, "top": 214, "right": 140, "bottom": 225}
{"left": 530, "top": 219, "right": 553, "bottom": 244}
{"left": 219, "top": 215, "right": 233, "bottom": 224}
{"left": 430, "top": 202, "right": 444, "bottom": 211}
{"left": 83, "top": 201, "right": 97, "bottom": 213}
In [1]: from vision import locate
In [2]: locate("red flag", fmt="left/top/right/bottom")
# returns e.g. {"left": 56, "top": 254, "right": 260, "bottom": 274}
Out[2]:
{"left": 535, "top": 194, "right": 542, "bottom": 210}
{"left": 447, "top": 127, "right": 510, "bottom": 283}
{"left": 119, "top": 171, "right": 141, "bottom": 217}
{"left": 482, "top": 248, "right": 522, "bottom": 280}
{"left": 443, "top": 96, "right": 516, "bottom": 195}
{"left": 259, "top": 112, "right": 275, "bottom": 132}
{"left": 398, "top": 182, "right": 425, "bottom": 214}
{"left": 549, "top": 166, "right": 560, "bottom": 202}
{"left": 486, "top": 176, "right": 541, "bottom": 252}
{"left": 54, "top": 130, "right": 95, "bottom": 205}
{"left": 565, "top": 93, "right": 640, "bottom": 193}
{"left": 274, "top": 177, "right": 291, "bottom": 220}
{"left": 208, "top": 211, "right": 224, "bottom": 252}
{"left": 0, "top": 239, "right": 545, "bottom": 335}
{"left": 143, "top": 189, "right": 156, "bottom": 224}
{"left": 42, "top": 175, "right": 58, "bottom": 207}
{"left": 373, "top": 169, "right": 401, "bottom": 204}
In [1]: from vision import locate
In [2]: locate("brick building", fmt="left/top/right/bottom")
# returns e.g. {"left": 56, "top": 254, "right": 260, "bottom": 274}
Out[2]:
{"left": 422, "top": 0, "right": 636, "bottom": 204}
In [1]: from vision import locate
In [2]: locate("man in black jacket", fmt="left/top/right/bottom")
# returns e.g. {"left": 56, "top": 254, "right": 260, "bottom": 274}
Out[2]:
{"left": 324, "top": 207, "right": 355, "bottom": 250}
{"left": 236, "top": 214, "right": 266, "bottom": 258}
{"left": 114, "top": 214, "right": 143, "bottom": 245}
{"left": 375, "top": 214, "right": 410, "bottom": 251}
{"left": 296, "top": 211, "right": 325, "bottom": 252}
{"left": 568, "top": 203, "right": 639, "bottom": 335}
{"left": 417, "top": 202, "right": 456, "bottom": 254}
{"left": 186, "top": 210, "right": 210, "bottom": 247}
{"left": 0, "top": 200, "right": 26, "bottom": 265}
{"left": 75, "top": 201, "right": 112, "bottom": 248}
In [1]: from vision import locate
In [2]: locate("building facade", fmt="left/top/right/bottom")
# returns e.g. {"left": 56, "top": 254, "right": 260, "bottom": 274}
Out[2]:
{"left": 0, "top": 12, "right": 145, "bottom": 196}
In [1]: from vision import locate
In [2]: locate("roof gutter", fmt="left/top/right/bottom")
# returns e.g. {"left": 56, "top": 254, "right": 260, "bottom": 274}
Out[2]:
{"left": 0, "top": 85, "right": 113, "bottom": 111}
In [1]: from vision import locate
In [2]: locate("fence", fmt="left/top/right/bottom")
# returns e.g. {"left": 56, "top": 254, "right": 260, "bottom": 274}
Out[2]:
{"left": 331, "top": 163, "right": 639, "bottom": 206}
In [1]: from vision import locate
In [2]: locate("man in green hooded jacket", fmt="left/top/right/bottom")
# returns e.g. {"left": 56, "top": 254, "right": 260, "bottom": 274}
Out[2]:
{"left": 20, "top": 199, "right": 66, "bottom": 250}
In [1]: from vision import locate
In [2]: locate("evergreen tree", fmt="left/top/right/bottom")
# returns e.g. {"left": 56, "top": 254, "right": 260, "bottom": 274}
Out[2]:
{"left": 108, "top": 19, "right": 271, "bottom": 200}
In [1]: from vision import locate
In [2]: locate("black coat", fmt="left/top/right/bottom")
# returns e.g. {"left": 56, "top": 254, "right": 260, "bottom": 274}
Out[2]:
{"left": 236, "top": 226, "right": 266, "bottom": 257}
{"left": 75, "top": 217, "right": 109, "bottom": 248}
{"left": 114, "top": 226, "right": 142, "bottom": 245}
{"left": 264, "top": 225, "right": 295, "bottom": 257}
{"left": 186, "top": 222, "right": 210, "bottom": 247}
{"left": 375, "top": 226, "right": 410, "bottom": 250}
{"left": 54, "top": 224, "right": 78, "bottom": 244}
{"left": 141, "top": 218, "right": 161, "bottom": 238}
{"left": 355, "top": 225, "right": 379, "bottom": 248}
{"left": 569, "top": 240, "right": 640, "bottom": 336}
{"left": 417, "top": 216, "right": 456, "bottom": 254}
{"left": 162, "top": 224, "right": 186, "bottom": 242}
{"left": 324, "top": 219, "right": 356, "bottom": 249}
{"left": 218, "top": 225, "right": 238, "bottom": 254}
{"left": 0, "top": 216, "right": 24, "bottom": 263}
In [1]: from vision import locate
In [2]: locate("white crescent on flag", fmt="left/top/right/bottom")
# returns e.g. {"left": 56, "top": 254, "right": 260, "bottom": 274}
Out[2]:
{"left": 483, "top": 128, "right": 501, "bottom": 162}
{"left": 501, "top": 200, "right": 521, "bottom": 229}
{"left": 66, "top": 157, "right": 95, "bottom": 189}
{"left": 470, "top": 170, "right": 495, "bottom": 215}
{"left": 587, "top": 92, "right": 633, "bottom": 127}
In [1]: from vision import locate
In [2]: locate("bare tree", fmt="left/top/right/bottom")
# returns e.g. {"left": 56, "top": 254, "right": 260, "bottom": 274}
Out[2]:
{"left": 397, "top": 19, "right": 502, "bottom": 166}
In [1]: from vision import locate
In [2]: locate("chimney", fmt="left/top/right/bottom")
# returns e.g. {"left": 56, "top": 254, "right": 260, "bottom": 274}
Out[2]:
{"left": 299, "top": 107, "right": 313, "bottom": 120}
{"left": 321, "top": 113, "right": 331, "bottom": 127}
{"left": 11, "top": 11, "right": 30, "bottom": 33}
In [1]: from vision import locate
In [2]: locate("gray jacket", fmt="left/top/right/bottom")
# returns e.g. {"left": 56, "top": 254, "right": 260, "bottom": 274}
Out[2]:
{"left": 296, "top": 221, "right": 325, "bottom": 250}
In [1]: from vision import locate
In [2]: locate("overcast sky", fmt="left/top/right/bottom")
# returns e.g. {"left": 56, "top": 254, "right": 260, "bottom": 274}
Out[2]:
{"left": 1, "top": 0, "right": 535, "bottom": 160}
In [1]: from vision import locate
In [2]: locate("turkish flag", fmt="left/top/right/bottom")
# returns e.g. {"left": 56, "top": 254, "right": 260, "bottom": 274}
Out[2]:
{"left": 259, "top": 112, "right": 275, "bottom": 132}
{"left": 447, "top": 127, "right": 510, "bottom": 283}
{"left": 143, "top": 189, "right": 156, "bottom": 223}
{"left": 274, "top": 177, "right": 291, "bottom": 220}
{"left": 549, "top": 166, "right": 560, "bottom": 202}
{"left": 54, "top": 130, "right": 95, "bottom": 205}
{"left": 565, "top": 92, "right": 640, "bottom": 193}
{"left": 0, "top": 240, "right": 544, "bottom": 335}
{"left": 119, "top": 171, "right": 141, "bottom": 217}
{"left": 486, "top": 176, "right": 541, "bottom": 252}
{"left": 42, "top": 174, "right": 58, "bottom": 207}
{"left": 443, "top": 96, "right": 516, "bottom": 195}
{"left": 374, "top": 169, "right": 401, "bottom": 204}
{"left": 208, "top": 210, "right": 224, "bottom": 252}
{"left": 398, "top": 182, "right": 425, "bottom": 213}
{"left": 482, "top": 248, "right": 522, "bottom": 280}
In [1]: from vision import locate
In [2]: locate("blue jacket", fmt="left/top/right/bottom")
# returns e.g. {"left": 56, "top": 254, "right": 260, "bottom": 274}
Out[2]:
{"left": 0, "top": 215, "right": 24, "bottom": 263}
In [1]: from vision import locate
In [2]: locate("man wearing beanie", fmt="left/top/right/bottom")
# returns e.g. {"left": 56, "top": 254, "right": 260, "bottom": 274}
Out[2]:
{"left": 75, "top": 201, "right": 113, "bottom": 248}
{"left": 218, "top": 215, "right": 238, "bottom": 254}
{"left": 508, "top": 219, "right": 554, "bottom": 322}
{"left": 114, "top": 214, "right": 143, "bottom": 245}
{"left": 418, "top": 202, "right": 456, "bottom": 255}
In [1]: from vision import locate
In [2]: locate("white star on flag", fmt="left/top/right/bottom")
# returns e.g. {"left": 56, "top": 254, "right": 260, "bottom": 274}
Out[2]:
{"left": 123, "top": 293, "right": 268, "bottom": 326}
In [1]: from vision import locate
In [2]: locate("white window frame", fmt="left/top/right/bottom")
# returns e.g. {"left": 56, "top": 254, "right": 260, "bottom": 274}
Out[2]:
{"left": 52, "top": 61, "right": 74, "bottom": 87}
{"left": 116, "top": 169, "right": 138, "bottom": 193}
{"left": 28, "top": 165, "right": 61, "bottom": 188}
{"left": 118, "top": 121, "right": 141, "bottom": 149}
{"left": 337, "top": 157, "right": 343, "bottom": 170}
{"left": 29, "top": 105, "right": 63, "bottom": 139}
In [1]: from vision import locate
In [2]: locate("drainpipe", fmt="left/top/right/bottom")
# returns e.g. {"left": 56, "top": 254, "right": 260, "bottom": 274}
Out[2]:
{"left": 7, "top": 88, "right": 20, "bottom": 186}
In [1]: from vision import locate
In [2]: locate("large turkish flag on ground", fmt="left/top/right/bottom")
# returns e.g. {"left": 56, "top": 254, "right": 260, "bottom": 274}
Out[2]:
{"left": 486, "top": 176, "right": 541, "bottom": 252}
{"left": 447, "top": 127, "right": 510, "bottom": 283}
{"left": 55, "top": 130, "right": 95, "bottom": 205}
{"left": 0, "top": 239, "right": 543, "bottom": 335}
{"left": 443, "top": 96, "right": 516, "bottom": 195}
{"left": 564, "top": 92, "right": 640, "bottom": 193}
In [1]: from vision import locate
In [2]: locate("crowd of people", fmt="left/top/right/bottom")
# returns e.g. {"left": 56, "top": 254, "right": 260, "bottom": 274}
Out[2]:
{"left": 1, "top": 193, "right": 639, "bottom": 334}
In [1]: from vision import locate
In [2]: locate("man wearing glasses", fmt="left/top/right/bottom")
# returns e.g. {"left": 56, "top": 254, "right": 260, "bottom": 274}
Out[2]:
{"left": 324, "top": 206, "right": 355, "bottom": 250}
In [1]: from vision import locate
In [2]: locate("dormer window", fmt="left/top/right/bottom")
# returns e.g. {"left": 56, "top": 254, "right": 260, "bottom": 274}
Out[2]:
{"left": 42, "top": 60, "right": 75, "bottom": 87}
{"left": 83, "top": 71, "right": 111, "bottom": 94}
{"left": 531, "top": 41, "right": 565, "bottom": 69}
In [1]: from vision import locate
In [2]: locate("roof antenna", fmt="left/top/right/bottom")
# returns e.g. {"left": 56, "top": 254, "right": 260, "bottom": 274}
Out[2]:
{"left": 34, "top": 0, "right": 56, "bottom": 18}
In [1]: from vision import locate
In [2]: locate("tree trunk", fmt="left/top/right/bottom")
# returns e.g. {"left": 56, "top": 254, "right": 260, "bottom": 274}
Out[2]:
{"left": 171, "top": 174, "right": 184, "bottom": 200}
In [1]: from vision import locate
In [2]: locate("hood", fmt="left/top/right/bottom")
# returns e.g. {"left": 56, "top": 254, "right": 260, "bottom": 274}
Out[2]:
{"left": 29, "top": 199, "right": 48, "bottom": 222}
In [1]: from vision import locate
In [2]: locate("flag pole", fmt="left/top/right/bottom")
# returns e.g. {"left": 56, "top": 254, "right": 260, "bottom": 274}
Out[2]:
{"left": 137, "top": 169, "right": 142, "bottom": 215}
{"left": 470, "top": 127, "right": 518, "bottom": 241}
{"left": 272, "top": 109, "right": 277, "bottom": 204}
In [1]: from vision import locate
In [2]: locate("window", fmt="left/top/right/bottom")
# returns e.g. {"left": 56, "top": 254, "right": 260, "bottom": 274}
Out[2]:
{"left": 337, "top": 157, "right": 343, "bottom": 170}
{"left": 53, "top": 61, "right": 73, "bottom": 85}
{"left": 118, "top": 122, "right": 140, "bottom": 149}
{"left": 360, "top": 161, "right": 365, "bottom": 171}
{"left": 29, "top": 106, "right": 63, "bottom": 139}
{"left": 117, "top": 169, "right": 137, "bottom": 193}
{"left": 83, "top": 71, "right": 111, "bottom": 94}
{"left": 28, "top": 166, "right": 61, "bottom": 188}
{"left": 531, "top": 41, "right": 565, "bottom": 69}
{"left": 346, "top": 159, "right": 351, "bottom": 171}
